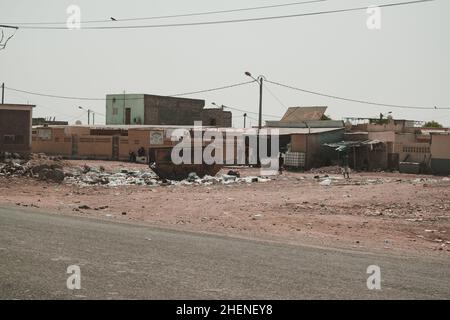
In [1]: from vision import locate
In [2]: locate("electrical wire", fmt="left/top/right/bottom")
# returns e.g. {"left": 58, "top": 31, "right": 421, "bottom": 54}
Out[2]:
{"left": 3, "top": 1, "right": 327, "bottom": 26}
{"left": 9, "top": 0, "right": 435, "bottom": 30}
{"left": 4, "top": 80, "right": 255, "bottom": 101}
{"left": 221, "top": 104, "right": 281, "bottom": 119}
{"left": 265, "top": 79, "right": 450, "bottom": 110}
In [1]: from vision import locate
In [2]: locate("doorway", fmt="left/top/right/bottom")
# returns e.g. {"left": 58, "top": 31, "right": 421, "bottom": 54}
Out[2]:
{"left": 125, "top": 108, "right": 131, "bottom": 125}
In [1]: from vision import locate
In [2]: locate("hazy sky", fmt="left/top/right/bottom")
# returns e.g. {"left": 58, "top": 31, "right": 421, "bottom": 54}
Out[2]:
{"left": 0, "top": 0, "right": 448, "bottom": 127}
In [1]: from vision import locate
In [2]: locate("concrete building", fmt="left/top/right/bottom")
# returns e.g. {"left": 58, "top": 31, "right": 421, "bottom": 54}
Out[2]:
{"left": 430, "top": 133, "right": 450, "bottom": 175}
{"left": 32, "top": 117, "right": 68, "bottom": 126}
{"left": 0, "top": 104, "right": 33, "bottom": 155}
{"left": 106, "top": 94, "right": 231, "bottom": 127}
{"left": 32, "top": 124, "right": 197, "bottom": 161}
{"left": 266, "top": 106, "right": 343, "bottom": 128}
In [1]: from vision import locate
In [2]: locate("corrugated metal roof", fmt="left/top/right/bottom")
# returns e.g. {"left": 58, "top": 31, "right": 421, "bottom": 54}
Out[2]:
{"left": 324, "top": 140, "right": 383, "bottom": 151}
{"left": 192, "top": 127, "right": 343, "bottom": 136}
{"left": 280, "top": 106, "right": 327, "bottom": 122}
{"left": 266, "top": 120, "right": 344, "bottom": 128}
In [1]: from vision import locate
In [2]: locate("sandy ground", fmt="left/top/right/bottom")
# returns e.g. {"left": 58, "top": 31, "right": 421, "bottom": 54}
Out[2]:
{"left": 1, "top": 159, "right": 450, "bottom": 257}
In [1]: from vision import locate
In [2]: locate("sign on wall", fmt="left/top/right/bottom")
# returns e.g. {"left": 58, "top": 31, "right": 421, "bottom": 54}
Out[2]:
{"left": 150, "top": 131, "right": 164, "bottom": 145}
{"left": 37, "top": 129, "right": 52, "bottom": 140}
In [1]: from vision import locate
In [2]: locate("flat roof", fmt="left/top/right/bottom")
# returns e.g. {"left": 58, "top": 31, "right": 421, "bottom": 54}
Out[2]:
{"left": 211, "top": 127, "right": 343, "bottom": 135}
{"left": 0, "top": 104, "right": 35, "bottom": 110}
{"left": 105, "top": 93, "right": 204, "bottom": 103}
{"left": 32, "top": 124, "right": 215, "bottom": 130}
{"left": 31, "top": 124, "right": 343, "bottom": 135}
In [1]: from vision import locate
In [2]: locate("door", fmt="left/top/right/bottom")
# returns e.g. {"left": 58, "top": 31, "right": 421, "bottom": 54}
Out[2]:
{"left": 388, "top": 153, "right": 399, "bottom": 170}
{"left": 125, "top": 108, "right": 131, "bottom": 125}
{"left": 71, "top": 135, "right": 78, "bottom": 157}
{"left": 112, "top": 136, "right": 119, "bottom": 160}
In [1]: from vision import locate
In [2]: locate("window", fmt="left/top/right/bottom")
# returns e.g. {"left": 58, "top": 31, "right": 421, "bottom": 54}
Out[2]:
{"left": 3, "top": 134, "right": 15, "bottom": 144}
{"left": 15, "top": 135, "right": 24, "bottom": 144}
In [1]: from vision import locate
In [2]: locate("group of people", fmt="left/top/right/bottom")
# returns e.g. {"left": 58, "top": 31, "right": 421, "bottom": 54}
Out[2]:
{"left": 129, "top": 147, "right": 146, "bottom": 163}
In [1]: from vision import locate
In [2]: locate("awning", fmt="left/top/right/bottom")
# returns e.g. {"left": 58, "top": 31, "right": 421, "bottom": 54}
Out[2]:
{"left": 324, "top": 140, "right": 383, "bottom": 152}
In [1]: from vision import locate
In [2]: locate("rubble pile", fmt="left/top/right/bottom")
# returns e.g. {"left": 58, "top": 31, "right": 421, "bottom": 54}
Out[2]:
{"left": 64, "top": 167, "right": 160, "bottom": 187}
{"left": 1, "top": 152, "right": 272, "bottom": 187}
{"left": 175, "top": 173, "right": 270, "bottom": 186}
{"left": 309, "top": 166, "right": 342, "bottom": 174}
{"left": 0, "top": 153, "right": 66, "bottom": 183}
{"left": 65, "top": 167, "right": 270, "bottom": 187}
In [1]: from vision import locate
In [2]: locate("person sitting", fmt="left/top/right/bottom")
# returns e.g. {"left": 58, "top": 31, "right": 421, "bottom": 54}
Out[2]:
{"left": 137, "top": 147, "right": 146, "bottom": 157}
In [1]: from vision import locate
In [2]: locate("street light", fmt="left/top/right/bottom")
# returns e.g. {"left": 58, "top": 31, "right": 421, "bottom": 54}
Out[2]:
{"left": 78, "top": 106, "right": 94, "bottom": 125}
{"left": 244, "top": 71, "right": 266, "bottom": 130}
{"left": 244, "top": 71, "right": 267, "bottom": 166}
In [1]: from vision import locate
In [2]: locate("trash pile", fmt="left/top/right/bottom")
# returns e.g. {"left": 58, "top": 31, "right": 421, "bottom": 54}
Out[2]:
{"left": 64, "top": 166, "right": 161, "bottom": 187}
{"left": 0, "top": 152, "right": 66, "bottom": 183}
{"left": 309, "top": 166, "right": 342, "bottom": 175}
{"left": 1, "top": 153, "right": 271, "bottom": 187}
{"left": 172, "top": 172, "right": 271, "bottom": 186}
{"left": 65, "top": 168, "right": 271, "bottom": 187}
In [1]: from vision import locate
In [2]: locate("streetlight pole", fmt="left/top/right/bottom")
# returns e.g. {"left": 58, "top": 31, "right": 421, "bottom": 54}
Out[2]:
{"left": 244, "top": 72, "right": 266, "bottom": 166}
{"left": 243, "top": 113, "right": 247, "bottom": 128}
{"left": 78, "top": 106, "right": 92, "bottom": 125}
{"left": 244, "top": 72, "right": 265, "bottom": 130}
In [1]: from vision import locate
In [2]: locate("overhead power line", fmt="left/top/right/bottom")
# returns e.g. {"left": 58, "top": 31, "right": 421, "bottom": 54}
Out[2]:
{"left": 265, "top": 79, "right": 450, "bottom": 110}
{"left": 221, "top": 104, "right": 280, "bottom": 119}
{"left": 8, "top": 0, "right": 435, "bottom": 30}
{"left": 3, "top": 0, "right": 326, "bottom": 26}
{"left": 4, "top": 80, "right": 255, "bottom": 101}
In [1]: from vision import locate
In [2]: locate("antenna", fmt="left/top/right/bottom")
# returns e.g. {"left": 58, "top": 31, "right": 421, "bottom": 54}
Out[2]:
{"left": 0, "top": 25, "right": 19, "bottom": 50}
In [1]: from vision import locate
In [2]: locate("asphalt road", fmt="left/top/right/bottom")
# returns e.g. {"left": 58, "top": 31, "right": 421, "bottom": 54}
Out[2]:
{"left": 0, "top": 206, "right": 449, "bottom": 299}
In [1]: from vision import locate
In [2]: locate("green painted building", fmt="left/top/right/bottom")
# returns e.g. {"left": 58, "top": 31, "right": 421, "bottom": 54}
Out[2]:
{"left": 105, "top": 93, "right": 231, "bottom": 127}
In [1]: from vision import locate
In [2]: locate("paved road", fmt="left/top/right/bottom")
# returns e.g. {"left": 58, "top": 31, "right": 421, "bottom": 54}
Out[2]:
{"left": 0, "top": 206, "right": 449, "bottom": 299}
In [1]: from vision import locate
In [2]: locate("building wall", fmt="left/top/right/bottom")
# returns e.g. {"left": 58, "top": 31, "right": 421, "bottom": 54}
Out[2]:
{"left": 430, "top": 134, "right": 450, "bottom": 175}
{"left": 368, "top": 131, "right": 396, "bottom": 143}
{"left": 395, "top": 142, "right": 431, "bottom": 163}
{"left": 431, "top": 134, "right": 450, "bottom": 159}
{"left": 31, "top": 127, "right": 72, "bottom": 156}
{"left": 201, "top": 109, "right": 232, "bottom": 127}
{"left": 143, "top": 95, "right": 204, "bottom": 125}
{"left": 0, "top": 105, "right": 33, "bottom": 154}
{"left": 291, "top": 129, "right": 344, "bottom": 169}
{"left": 77, "top": 135, "right": 113, "bottom": 159}
{"left": 106, "top": 94, "right": 145, "bottom": 125}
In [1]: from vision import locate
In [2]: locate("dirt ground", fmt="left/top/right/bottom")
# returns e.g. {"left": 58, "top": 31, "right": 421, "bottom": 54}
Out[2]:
{"left": 1, "top": 159, "right": 450, "bottom": 257}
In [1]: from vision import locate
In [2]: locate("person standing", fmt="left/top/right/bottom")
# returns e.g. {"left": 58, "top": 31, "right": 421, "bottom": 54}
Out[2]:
{"left": 342, "top": 153, "right": 350, "bottom": 179}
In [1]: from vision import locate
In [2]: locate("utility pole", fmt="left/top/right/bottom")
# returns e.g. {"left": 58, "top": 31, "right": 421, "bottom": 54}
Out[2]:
{"left": 243, "top": 113, "right": 247, "bottom": 128}
{"left": 1, "top": 82, "right": 4, "bottom": 104}
{"left": 258, "top": 77, "right": 263, "bottom": 130}
{"left": 78, "top": 106, "right": 92, "bottom": 125}
{"left": 245, "top": 72, "right": 265, "bottom": 166}
{"left": 92, "top": 112, "right": 95, "bottom": 125}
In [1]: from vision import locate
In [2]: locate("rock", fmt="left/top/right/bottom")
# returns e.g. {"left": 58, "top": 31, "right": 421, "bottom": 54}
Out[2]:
{"left": 222, "top": 174, "right": 237, "bottom": 182}
{"left": 37, "top": 168, "right": 65, "bottom": 183}
{"left": 252, "top": 214, "right": 263, "bottom": 220}
{"left": 319, "top": 179, "right": 332, "bottom": 186}
{"left": 78, "top": 205, "right": 91, "bottom": 210}
{"left": 227, "top": 170, "right": 241, "bottom": 178}
{"left": 187, "top": 172, "right": 200, "bottom": 182}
